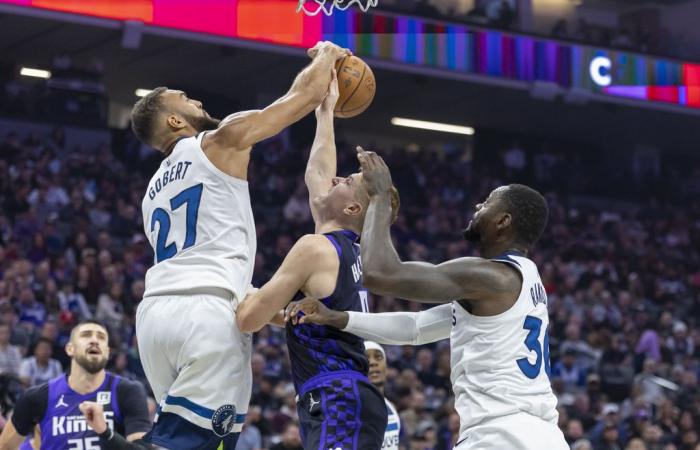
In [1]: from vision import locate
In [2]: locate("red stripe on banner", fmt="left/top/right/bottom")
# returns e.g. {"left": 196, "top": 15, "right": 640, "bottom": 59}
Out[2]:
{"left": 237, "top": 0, "right": 306, "bottom": 46}
{"left": 648, "top": 86, "right": 679, "bottom": 103}
{"left": 683, "top": 63, "right": 700, "bottom": 106}
{"left": 153, "top": 0, "right": 236, "bottom": 37}
{"left": 32, "top": 0, "right": 153, "bottom": 21}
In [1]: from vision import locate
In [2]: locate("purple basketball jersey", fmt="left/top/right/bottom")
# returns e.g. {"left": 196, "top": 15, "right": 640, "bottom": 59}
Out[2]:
{"left": 20, "top": 373, "right": 124, "bottom": 450}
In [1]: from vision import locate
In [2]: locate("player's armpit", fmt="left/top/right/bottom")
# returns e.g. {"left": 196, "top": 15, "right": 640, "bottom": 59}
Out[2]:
{"left": 364, "top": 257, "right": 519, "bottom": 304}
{"left": 236, "top": 234, "right": 338, "bottom": 333}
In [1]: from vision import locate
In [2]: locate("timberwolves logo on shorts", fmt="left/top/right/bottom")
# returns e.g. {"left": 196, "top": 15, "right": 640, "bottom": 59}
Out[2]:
{"left": 212, "top": 404, "right": 237, "bottom": 437}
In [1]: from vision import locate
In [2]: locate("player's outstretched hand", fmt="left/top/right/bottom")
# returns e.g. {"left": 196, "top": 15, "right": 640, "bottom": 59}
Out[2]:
{"left": 357, "top": 146, "right": 392, "bottom": 197}
{"left": 307, "top": 41, "right": 351, "bottom": 60}
{"left": 79, "top": 401, "right": 108, "bottom": 434}
{"left": 285, "top": 297, "right": 349, "bottom": 329}
{"left": 316, "top": 69, "right": 339, "bottom": 118}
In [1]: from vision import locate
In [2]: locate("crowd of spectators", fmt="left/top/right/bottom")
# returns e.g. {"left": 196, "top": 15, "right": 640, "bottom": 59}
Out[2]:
{"left": 0, "top": 123, "right": 698, "bottom": 450}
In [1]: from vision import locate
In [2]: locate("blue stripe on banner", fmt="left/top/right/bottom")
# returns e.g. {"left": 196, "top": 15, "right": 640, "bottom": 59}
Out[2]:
{"left": 165, "top": 396, "right": 215, "bottom": 419}
{"left": 386, "top": 422, "right": 399, "bottom": 432}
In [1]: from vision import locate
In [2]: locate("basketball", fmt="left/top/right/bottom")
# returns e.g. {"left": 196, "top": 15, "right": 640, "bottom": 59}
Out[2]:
{"left": 334, "top": 55, "right": 376, "bottom": 118}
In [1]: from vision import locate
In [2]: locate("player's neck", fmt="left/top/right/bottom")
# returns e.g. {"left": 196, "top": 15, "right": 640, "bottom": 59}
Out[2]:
{"left": 68, "top": 366, "right": 106, "bottom": 394}
{"left": 316, "top": 220, "right": 360, "bottom": 236}
{"left": 480, "top": 241, "right": 527, "bottom": 259}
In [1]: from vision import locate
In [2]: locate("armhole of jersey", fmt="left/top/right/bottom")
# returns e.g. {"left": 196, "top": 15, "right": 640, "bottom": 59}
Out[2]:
{"left": 111, "top": 375, "right": 123, "bottom": 423}
{"left": 196, "top": 131, "right": 208, "bottom": 146}
{"left": 319, "top": 234, "right": 342, "bottom": 305}
{"left": 324, "top": 234, "right": 342, "bottom": 259}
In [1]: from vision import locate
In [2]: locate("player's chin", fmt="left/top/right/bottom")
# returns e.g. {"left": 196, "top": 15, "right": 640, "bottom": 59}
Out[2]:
{"left": 462, "top": 223, "right": 480, "bottom": 242}
{"left": 368, "top": 373, "right": 382, "bottom": 384}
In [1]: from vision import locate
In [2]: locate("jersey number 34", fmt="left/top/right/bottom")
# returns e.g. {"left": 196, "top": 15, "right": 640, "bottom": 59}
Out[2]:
{"left": 151, "top": 184, "right": 203, "bottom": 263}
{"left": 517, "top": 315, "right": 551, "bottom": 379}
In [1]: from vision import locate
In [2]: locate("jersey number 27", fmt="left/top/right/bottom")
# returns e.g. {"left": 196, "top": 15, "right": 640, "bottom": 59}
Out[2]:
{"left": 151, "top": 184, "right": 203, "bottom": 263}
{"left": 517, "top": 315, "right": 551, "bottom": 379}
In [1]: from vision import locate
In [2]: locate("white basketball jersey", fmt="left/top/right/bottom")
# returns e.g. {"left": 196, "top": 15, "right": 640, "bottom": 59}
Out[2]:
{"left": 141, "top": 133, "right": 256, "bottom": 303}
{"left": 450, "top": 252, "right": 557, "bottom": 441}
{"left": 382, "top": 398, "right": 400, "bottom": 450}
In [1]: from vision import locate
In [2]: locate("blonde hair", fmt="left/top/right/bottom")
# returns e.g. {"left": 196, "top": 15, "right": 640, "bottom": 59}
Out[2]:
{"left": 356, "top": 185, "right": 401, "bottom": 224}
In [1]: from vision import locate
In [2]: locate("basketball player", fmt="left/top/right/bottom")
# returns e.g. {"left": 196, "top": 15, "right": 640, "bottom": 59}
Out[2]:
{"left": 0, "top": 320, "right": 151, "bottom": 450}
{"left": 235, "top": 71, "right": 399, "bottom": 449}
{"left": 287, "top": 149, "right": 569, "bottom": 450}
{"left": 364, "top": 341, "right": 400, "bottom": 450}
{"left": 130, "top": 41, "right": 349, "bottom": 449}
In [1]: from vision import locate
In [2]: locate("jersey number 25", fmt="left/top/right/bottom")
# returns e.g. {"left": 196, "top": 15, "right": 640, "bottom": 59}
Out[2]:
{"left": 151, "top": 184, "right": 203, "bottom": 263}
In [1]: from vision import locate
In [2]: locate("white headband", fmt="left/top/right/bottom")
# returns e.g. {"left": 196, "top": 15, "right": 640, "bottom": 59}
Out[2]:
{"left": 364, "top": 340, "right": 386, "bottom": 359}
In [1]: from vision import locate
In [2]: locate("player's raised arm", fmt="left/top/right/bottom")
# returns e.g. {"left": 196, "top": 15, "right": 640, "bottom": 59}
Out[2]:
{"left": 357, "top": 149, "right": 520, "bottom": 304}
{"left": 285, "top": 298, "right": 453, "bottom": 345}
{"left": 306, "top": 69, "right": 339, "bottom": 226}
{"left": 236, "top": 234, "right": 339, "bottom": 332}
{"left": 211, "top": 41, "right": 349, "bottom": 151}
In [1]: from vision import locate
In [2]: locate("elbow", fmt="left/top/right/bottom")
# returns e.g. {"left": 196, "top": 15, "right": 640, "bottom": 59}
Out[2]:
{"left": 235, "top": 312, "right": 261, "bottom": 333}
{"left": 363, "top": 268, "right": 388, "bottom": 291}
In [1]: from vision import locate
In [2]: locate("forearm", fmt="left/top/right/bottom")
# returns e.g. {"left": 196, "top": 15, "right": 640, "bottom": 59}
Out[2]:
{"left": 343, "top": 305, "right": 453, "bottom": 345}
{"left": 361, "top": 194, "right": 402, "bottom": 284}
{"left": 305, "top": 112, "right": 336, "bottom": 184}
{"left": 290, "top": 49, "right": 337, "bottom": 103}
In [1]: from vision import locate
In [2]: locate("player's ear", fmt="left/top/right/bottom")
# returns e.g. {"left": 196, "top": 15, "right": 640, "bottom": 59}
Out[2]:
{"left": 497, "top": 212, "right": 512, "bottom": 231}
{"left": 65, "top": 341, "right": 74, "bottom": 358}
{"left": 166, "top": 114, "right": 186, "bottom": 130}
{"left": 344, "top": 201, "right": 363, "bottom": 217}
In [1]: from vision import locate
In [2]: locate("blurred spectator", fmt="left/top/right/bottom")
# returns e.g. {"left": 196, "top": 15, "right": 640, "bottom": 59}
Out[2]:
{"left": 0, "top": 323, "right": 21, "bottom": 375}
{"left": 18, "top": 337, "right": 62, "bottom": 387}
{"left": 269, "top": 422, "right": 303, "bottom": 450}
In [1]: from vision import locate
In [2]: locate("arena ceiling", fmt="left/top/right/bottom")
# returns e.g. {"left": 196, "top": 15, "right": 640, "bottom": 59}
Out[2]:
{"left": 1, "top": 7, "right": 699, "bottom": 154}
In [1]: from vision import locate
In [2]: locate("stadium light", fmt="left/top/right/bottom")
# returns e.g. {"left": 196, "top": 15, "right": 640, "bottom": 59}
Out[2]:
{"left": 20, "top": 67, "right": 51, "bottom": 79}
{"left": 390, "top": 117, "right": 475, "bottom": 136}
{"left": 135, "top": 89, "right": 153, "bottom": 97}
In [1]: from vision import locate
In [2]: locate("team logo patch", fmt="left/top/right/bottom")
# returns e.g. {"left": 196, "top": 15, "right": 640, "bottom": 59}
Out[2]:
{"left": 212, "top": 404, "right": 237, "bottom": 437}
{"left": 96, "top": 392, "right": 111, "bottom": 405}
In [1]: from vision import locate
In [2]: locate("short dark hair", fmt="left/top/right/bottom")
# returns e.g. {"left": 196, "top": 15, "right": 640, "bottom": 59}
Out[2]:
{"left": 34, "top": 337, "right": 53, "bottom": 351}
{"left": 70, "top": 320, "right": 108, "bottom": 341}
{"left": 131, "top": 87, "right": 168, "bottom": 147}
{"left": 500, "top": 184, "right": 549, "bottom": 247}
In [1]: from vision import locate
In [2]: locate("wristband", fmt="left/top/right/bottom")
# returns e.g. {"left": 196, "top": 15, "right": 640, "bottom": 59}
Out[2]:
{"left": 99, "top": 428, "right": 114, "bottom": 441}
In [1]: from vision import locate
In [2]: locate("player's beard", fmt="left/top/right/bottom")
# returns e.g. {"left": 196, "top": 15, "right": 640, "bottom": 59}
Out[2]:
{"left": 184, "top": 111, "right": 221, "bottom": 132}
{"left": 75, "top": 353, "right": 108, "bottom": 374}
{"left": 462, "top": 221, "right": 480, "bottom": 242}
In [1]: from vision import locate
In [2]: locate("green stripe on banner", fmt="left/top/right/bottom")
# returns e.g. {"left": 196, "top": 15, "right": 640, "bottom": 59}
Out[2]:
{"left": 217, "top": 442, "right": 223, "bottom": 450}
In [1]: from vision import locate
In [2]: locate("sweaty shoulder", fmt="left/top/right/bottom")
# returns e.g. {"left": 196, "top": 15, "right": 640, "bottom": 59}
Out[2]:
{"left": 292, "top": 234, "right": 340, "bottom": 299}
{"left": 292, "top": 234, "right": 339, "bottom": 263}
{"left": 205, "top": 111, "right": 257, "bottom": 153}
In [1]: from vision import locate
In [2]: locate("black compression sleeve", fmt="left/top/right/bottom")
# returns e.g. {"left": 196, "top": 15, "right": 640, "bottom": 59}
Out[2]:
{"left": 11, "top": 383, "right": 49, "bottom": 435}
{"left": 116, "top": 379, "right": 151, "bottom": 435}
{"left": 98, "top": 429, "right": 154, "bottom": 450}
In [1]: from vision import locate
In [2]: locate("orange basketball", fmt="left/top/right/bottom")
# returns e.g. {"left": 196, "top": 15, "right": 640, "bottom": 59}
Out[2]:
{"left": 334, "top": 55, "right": 376, "bottom": 119}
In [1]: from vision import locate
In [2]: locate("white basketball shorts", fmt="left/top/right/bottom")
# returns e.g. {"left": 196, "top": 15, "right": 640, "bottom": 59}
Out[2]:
{"left": 454, "top": 412, "right": 568, "bottom": 450}
{"left": 136, "top": 289, "right": 252, "bottom": 437}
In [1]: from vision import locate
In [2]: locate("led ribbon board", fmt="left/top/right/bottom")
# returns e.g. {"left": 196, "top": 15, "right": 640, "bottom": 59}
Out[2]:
{"left": 3, "top": 0, "right": 699, "bottom": 109}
